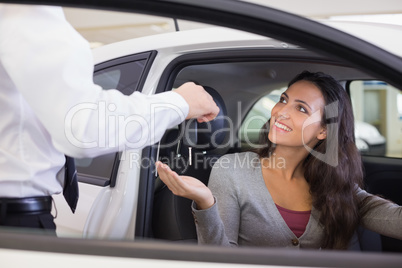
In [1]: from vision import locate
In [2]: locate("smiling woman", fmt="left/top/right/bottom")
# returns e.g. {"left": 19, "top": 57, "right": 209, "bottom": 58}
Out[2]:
{"left": 156, "top": 71, "right": 402, "bottom": 250}
{"left": 260, "top": 71, "right": 364, "bottom": 249}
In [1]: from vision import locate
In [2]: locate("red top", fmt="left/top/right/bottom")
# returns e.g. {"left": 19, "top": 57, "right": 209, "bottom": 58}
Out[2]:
{"left": 275, "top": 204, "right": 311, "bottom": 238}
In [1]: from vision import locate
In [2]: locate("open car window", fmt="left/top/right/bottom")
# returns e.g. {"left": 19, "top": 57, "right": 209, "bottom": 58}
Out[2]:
{"left": 239, "top": 87, "right": 285, "bottom": 150}
{"left": 349, "top": 81, "right": 402, "bottom": 158}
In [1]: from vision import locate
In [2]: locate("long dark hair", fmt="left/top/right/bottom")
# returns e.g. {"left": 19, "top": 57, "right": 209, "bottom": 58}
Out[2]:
{"left": 258, "top": 71, "right": 364, "bottom": 249}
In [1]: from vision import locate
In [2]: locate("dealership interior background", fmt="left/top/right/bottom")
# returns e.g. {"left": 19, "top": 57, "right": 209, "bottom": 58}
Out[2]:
{"left": 63, "top": 0, "right": 402, "bottom": 47}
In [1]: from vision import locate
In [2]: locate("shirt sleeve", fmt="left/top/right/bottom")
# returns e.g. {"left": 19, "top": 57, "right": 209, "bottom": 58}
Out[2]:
{"left": 357, "top": 187, "right": 402, "bottom": 240}
{"left": 0, "top": 4, "right": 189, "bottom": 158}
{"left": 192, "top": 155, "right": 241, "bottom": 246}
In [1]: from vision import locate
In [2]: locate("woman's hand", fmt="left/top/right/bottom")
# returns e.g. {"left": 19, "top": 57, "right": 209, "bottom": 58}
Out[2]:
{"left": 156, "top": 161, "right": 215, "bottom": 210}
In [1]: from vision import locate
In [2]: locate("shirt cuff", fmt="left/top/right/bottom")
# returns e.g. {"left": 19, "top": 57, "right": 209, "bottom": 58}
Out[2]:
{"left": 165, "top": 91, "right": 189, "bottom": 119}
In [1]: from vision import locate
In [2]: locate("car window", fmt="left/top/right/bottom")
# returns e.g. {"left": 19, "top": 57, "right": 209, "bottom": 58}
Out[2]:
{"left": 349, "top": 81, "right": 402, "bottom": 158}
{"left": 75, "top": 53, "right": 154, "bottom": 186}
{"left": 239, "top": 88, "right": 285, "bottom": 150}
{"left": 95, "top": 59, "right": 148, "bottom": 95}
{"left": 93, "top": 69, "right": 121, "bottom": 89}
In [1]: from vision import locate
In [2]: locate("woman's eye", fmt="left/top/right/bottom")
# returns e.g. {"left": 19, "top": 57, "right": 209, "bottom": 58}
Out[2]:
{"left": 279, "top": 96, "right": 287, "bottom": 103}
{"left": 297, "top": 105, "right": 307, "bottom": 113}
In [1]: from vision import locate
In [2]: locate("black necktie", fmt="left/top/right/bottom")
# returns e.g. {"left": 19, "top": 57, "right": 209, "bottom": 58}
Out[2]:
{"left": 64, "top": 156, "right": 79, "bottom": 213}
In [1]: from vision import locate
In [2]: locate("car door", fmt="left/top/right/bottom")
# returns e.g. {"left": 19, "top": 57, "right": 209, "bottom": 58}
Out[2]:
{"left": 53, "top": 51, "right": 157, "bottom": 237}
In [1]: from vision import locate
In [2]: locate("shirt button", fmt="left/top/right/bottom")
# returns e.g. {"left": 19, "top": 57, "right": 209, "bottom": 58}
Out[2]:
{"left": 291, "top": 239, "right": 299, "bottom": 246}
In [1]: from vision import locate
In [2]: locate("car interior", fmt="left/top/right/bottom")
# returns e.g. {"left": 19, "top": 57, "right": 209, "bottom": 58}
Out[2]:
{"left": 146, "top": 48, "right": 402, "bottom": 252}
{"left": 75, "top": 45, "right": 401, "bottom": 253}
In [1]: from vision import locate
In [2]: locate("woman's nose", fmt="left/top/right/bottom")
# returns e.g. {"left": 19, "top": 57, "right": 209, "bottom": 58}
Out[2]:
{"left": 277, "top": 112, "right": 289, "bottom": 120}
{"left": 276, "top": 107, "right": 290, "bottom": 119}
{"left": 272, "top": 102, "right": 290, "bottom": 119}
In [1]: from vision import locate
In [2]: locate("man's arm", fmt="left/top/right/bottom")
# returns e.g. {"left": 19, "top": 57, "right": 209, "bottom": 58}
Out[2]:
{"left": 0, "top": 4, "right": 218, "bottom": 158}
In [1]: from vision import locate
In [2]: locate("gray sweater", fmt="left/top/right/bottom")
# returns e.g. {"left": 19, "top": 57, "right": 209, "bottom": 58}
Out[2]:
{"left": 192, "top": 152, "right": 402, "bottom": 249}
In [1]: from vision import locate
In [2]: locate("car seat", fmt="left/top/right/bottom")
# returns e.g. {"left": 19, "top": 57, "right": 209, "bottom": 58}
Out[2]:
{"left": 152, "top": 86, "right": 229, "bottom": 242}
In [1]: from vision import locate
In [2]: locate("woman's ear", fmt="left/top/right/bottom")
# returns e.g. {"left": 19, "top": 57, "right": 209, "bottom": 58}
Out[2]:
{"left": 317, "top": 127, "right": 327, "bottom": 140}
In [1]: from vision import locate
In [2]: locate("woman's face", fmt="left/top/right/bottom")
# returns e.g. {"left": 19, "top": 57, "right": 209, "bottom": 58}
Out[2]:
{"left": 269, "top": 80, "right": 327, "bottom": 149}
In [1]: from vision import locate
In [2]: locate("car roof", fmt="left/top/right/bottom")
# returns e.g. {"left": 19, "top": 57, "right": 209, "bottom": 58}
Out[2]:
{"left": 92, "top": 27, "right": 298, "bottom": 64}
{"left": 93, "top": 20, "right": 402, "bottom": 65}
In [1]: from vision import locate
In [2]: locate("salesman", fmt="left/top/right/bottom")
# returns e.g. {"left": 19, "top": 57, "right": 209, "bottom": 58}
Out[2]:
{"left": 0, "top": 4, "right": 219, "bottom": 233}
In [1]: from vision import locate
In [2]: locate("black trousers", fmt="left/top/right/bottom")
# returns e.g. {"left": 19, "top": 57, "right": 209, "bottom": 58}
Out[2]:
{"left": 0, "top": 196, "right": 56, "bottom": 236}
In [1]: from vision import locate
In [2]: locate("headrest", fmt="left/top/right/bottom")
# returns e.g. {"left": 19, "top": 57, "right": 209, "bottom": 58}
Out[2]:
{"left": 180, "top": 86, "right": 228, "bottom": 151}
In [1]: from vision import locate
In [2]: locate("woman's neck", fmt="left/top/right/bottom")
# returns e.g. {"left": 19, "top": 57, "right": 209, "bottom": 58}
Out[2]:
{"left": 261, "top": 146, "right": 312, "bottom": 211}
{"left": 264, "top": 145, "right": 309, "bottom": 181}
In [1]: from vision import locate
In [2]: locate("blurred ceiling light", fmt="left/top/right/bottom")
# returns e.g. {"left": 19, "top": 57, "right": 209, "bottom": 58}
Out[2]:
{"left": 89, "top": 42, "right": 104, "bottom": 48}
{"left": 330, "top": 13, "right": 402, "bottom": 26}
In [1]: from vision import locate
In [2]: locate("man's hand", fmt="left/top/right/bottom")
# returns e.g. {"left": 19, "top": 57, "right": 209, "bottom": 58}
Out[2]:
{"left": 174, "top": 82, "right": 220, "bottom": 122}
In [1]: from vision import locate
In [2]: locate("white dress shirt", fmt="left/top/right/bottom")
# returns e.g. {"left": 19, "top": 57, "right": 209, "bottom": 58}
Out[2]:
{"left": 0, "top": 4, "right": 189, "bottom": 198}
